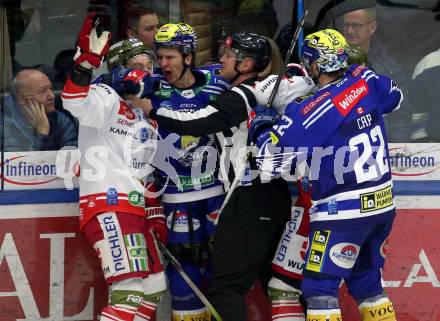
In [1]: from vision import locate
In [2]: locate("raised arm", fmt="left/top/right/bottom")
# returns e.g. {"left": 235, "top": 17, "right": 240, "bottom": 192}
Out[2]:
{"left": 150, "top": 84, "right": 256, "bottom": 136}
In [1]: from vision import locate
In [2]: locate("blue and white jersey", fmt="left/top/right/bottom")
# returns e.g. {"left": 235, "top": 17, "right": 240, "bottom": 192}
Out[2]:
{"left": 255, "top": 65, "right": 403, "bottom": 222}
{"left": 150, "top": 65, "right": 231, "bottom": 203}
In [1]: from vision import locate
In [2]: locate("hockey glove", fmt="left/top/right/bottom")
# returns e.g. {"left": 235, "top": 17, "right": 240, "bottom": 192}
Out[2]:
{"left": 111, "top": 67, "right": 156, "bottom": 98}
{"left": 145, "top": 184, "right": 167, "bottom": 245}
{"left": 146, "top": 210, "right": 167, "bottom": 245}
{"left": 73, "top": 12, "right": 111, "bottom": 69}
{"left": 247, "top": 105, "right": 280, "bottom": 142}
{"left": 284, "top": 63, "right": 308, "bottom": 78}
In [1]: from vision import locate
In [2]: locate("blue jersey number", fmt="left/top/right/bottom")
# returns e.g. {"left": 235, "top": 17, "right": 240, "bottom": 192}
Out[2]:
{"left": 349, "top": 125, "right": 389, "bottom": 183}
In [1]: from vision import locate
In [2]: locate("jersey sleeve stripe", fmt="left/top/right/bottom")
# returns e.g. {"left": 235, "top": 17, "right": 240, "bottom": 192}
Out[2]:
{"left": 155, "top": 104, "right": 218, "bottom": 121}
{"left": 304, "top": 103, "right": 334, "bottom": 129}
{"left": 302, "top": 99, "right": 333, "bottom": 127}
{"left": 202, "top": 89, "right": 224, "bottom": 95}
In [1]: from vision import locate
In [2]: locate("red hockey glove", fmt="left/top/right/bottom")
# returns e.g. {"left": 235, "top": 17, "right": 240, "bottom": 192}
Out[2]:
{"left": 146, "top": 208, "right": 167, "bottom": 245}
{"left": 293, "top": 177, "right": 312, "bottom": 237}
{"left": 74, "top": 12, "right": 111, "bottom": 69}
{"left": 145, "top": 183, "right": 167, "bottom": 244}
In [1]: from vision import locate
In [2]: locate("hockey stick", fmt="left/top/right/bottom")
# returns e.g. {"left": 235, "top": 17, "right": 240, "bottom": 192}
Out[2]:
{"left": 216, "top": 10, "right": 310, "bottom": 218}
{"left": 266, "top": 9, "right": 308, "bottom": 108}
{"left": 157, "top": 242, "right": 223, "bottom": 321}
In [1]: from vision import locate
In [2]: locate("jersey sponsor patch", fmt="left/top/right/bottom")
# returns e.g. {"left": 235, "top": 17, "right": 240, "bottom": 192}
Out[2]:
{"left": 96, "top": 213, "right": 131, "bottom": 278}
{"left": 128, "top": 191, "right": 145, "bottom": 207}
{"left": 305, "top": 230, "right": 330, "bottom": 272}
{"left": 360, "top": 185, "right": 393, "bottom": 213}
{"left": 178, "top": 172, "right": 215, "bottom": 190}
{"left": 359, "top": 299, "right": 395, "bottom": 321}
{"left": 167, "top": 211, "right": 201, "bottom": 233}
{"left": 351, "top": 65, "right": 367, "bottom": 77}
{"left": 124, "top": 233, "right": 149, "bottom": 272}
{"left": 332, "top": 79, "right": 368, "bottom": 116}
{"left": 329, "top": 242, "right": 360, "bottom": 269}
{"left": 118, "top": 100, "right": 136, "bottom": 120}
{"left": 301, "top": 91, "right": 331, "bottom": 115}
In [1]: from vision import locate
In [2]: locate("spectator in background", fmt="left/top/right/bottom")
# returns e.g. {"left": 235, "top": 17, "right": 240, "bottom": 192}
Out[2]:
{"left": 125, "top": 6, "right": 159, "bottom": 49}
{"left": 407, "top": 0, "right": 440, "bottom": 142}
{"left": 410, "top": 48, "right": 440, "bottom": 142}
{"left": 339, "top": 5, "right": 413, "bottom": 142}
{"left": 2, "top": 69, "right": 77, "bottom": 152}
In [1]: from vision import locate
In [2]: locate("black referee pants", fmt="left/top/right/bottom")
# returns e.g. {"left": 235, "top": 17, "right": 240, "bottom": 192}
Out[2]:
{"left": 207, "top": 179, "right": 291, "bottom": 321}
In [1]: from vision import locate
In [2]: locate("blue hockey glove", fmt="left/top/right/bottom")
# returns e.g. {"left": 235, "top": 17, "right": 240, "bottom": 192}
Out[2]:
{"left": 111, "top": 67, "right": 156, "bottom": 98}
{"left": 247, "top": 105, "right": 280, "bottom": 141}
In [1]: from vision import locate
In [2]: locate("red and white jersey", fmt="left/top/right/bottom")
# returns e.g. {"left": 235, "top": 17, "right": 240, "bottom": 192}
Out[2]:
{"left": 62, "top": 78, "right": 157, "bottom": 229}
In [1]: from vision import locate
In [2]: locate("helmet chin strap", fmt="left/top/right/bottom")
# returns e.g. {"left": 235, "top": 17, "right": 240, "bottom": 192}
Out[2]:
{"left": 312, "top": 69, "right": 321, "bottom": 85}
{"left": 177, "top": 62, "right": 189, "bottom": 82}
{"left": 175, "top": 51, "right": 192, "bottom": 83}
{"left": 230, "top": 60, "right": 243, "bottom": 83}
{"left": 307, "top": 62, "right": 321, "bottom": 86}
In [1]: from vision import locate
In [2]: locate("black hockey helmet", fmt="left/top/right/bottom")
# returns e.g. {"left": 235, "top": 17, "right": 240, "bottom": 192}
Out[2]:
{"left": 224, "top": 31, "right": 271, "bottom": 72}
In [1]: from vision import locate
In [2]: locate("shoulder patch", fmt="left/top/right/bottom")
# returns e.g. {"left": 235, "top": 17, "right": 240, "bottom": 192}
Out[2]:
{"left": 351, "top": 65, "right": 367, "bottom": 77}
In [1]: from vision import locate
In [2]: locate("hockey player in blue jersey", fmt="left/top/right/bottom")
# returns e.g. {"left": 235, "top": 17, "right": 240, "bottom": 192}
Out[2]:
{"left": 151, "top": 23, "right": 230, "bottom": 321}
{"left": 248, "top": 29, "right": 401, "bottom": 321}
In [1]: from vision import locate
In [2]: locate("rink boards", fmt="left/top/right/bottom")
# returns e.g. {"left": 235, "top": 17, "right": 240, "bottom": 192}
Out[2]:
{"left": 0, "top": 144, "right": 439, "bottom": 321}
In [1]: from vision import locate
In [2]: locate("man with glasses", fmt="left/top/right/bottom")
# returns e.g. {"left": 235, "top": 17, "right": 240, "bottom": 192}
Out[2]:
{"left": 338, "top": 5, "right": 413, "bottom": 143}
{"left": 340, "top": 7, "right": 377, "bottom": 54}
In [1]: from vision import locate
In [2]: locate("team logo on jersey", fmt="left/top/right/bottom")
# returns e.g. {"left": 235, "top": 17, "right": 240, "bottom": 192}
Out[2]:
{"left": 360, "top": 185, "right": 393, "bottom": 213}
{"left": 332, "top": 79, "right": 368, "bottom": 116}
{"left": 87, "top": 196, "right": 96, "bottom": 208}
{"left": 181, "top": 89, "right": 195, "bottom": 98}
{"left": 305, "top": 230, "right": 330, "bottom": 272}
{"left": 329, "top": 243, "right": 360, "bottom": 269}
{"left": 107, "top": 188, "right": 118, "bottom": 205}
{"left": 118, "top": 101, "right": 136, "bottom": 120}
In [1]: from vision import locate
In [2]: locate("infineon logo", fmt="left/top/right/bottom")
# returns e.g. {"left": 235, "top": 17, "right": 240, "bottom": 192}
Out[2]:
{"left": 388, "top": 145, "right": 440, "bottom": 177}
{"left": 1, "top": 154, "right": 58, "bottom": 186}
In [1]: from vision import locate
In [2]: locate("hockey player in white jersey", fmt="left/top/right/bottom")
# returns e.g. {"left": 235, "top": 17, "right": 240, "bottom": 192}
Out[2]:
{"left": 61, "top": 13, "right": 167, "bottom": 321}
